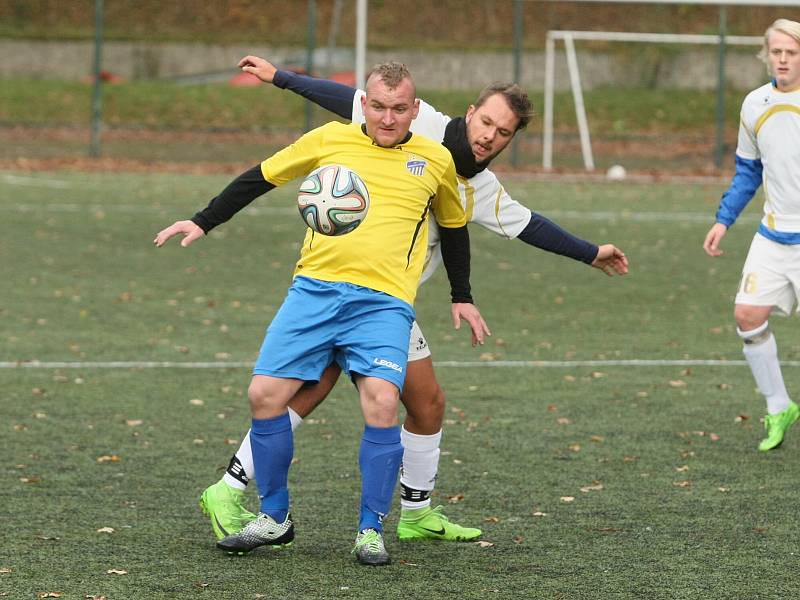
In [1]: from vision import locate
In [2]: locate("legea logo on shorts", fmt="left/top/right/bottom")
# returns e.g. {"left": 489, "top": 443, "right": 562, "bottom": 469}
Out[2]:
{"left": 373, "top": 357, "right": 402, "bottom": 372}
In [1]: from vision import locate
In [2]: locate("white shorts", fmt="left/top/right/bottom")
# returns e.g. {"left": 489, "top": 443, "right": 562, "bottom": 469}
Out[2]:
{"left": 735, "top": 233, "right": 800, "bottom": 316}
{"left": 407, "top": 320, "right": 432, "bottom": 361}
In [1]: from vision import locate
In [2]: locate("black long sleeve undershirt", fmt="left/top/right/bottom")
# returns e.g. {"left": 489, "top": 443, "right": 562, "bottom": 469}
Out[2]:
{"left": 191, "top": 165, "right": 275, "bottom": 233}
{"left": 273, "top": 70, "right": 355, "bottom": 120}
{"left": 517, "top": 211, "right": 598, "bottom": 265}
{"left": 438, "top": 225, "right": 472, "bottom": 303}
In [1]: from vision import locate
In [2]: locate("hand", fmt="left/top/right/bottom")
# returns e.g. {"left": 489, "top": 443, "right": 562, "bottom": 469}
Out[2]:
{"left": 591, "top": 244, "right": 629, "bottom": 276}
{"left": 703, "top": 223, "right": 728, "bottom": 257}
{"left": 238, "top": 55, "right": 278, "bottom": 84}
{"left": 451, "top": 303, "right": 491, "bottom": 347}
{"left": 153, "top": 220, "right": 205, "bottom": 248}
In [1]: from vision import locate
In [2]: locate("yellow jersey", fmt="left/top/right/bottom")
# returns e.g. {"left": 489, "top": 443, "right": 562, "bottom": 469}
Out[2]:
{"left": 261, "top": 121, "right": 464, "bottom": 305}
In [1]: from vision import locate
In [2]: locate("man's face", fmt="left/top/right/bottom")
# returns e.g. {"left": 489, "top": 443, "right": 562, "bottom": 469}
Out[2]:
{"left": 361, "top": 76, "right": 420, "bottom": 148}
{"left": 464, "top": 93, "right": 520, "bottom": 163}
{"left": 768, "top": 30, "right": 800, "bottom": 91}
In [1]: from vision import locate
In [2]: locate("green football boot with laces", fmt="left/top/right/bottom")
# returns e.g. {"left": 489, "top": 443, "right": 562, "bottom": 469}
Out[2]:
{"left": 759, "top": 401, "right": 800, "bottom": 452}
{"left": 199, "top": 480, "right": 258, "bottom": 540}
{"left": 352, "top": 528, "right": 391, "bottom": 566}
{"left": 396, "top": 505, "right": 481, "bottom": 542}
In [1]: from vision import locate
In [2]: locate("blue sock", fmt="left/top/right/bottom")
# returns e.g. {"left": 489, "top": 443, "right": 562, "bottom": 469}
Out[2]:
{"left": 250, "top": 413, "right": 293, "bottom": 522}
{"left": 358, "top": 424, "right": 402, "bottom": 532}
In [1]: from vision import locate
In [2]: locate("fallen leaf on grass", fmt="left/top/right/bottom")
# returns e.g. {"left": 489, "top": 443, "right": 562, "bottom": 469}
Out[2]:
{"left": 474, "top": 541, "right": 494, "bottom": 548}
{"left": 718, "top": 487, "right": 731, "bottom": 493}
{"left": 85, "top": 596, "right": 107, "bottom": 600}
{"left": 20, "top": 476, "right": 42, "bottom": 484}
{"left": 560, "top": 496, "right": 575, "bottom": 503}
{"left": 734, "top": 414, "right": 750, "bottom": 422}
{"left": 35, "top": 535, "right": 60, "bottom": 541}
{"left": 96, "top": 527, "right": 115, "bottom": 534}
{"left": 96, "top": 455, "right": 120, "bottom": 463}
{"left": 590, "top": 371, "right": 606, "bottom": 379}
{"left": 14, "top": 424, "right": 28, "bottom": 431}
{"left": 568, "top": 444, "right": 581, "bottom": 453}
{"left": 125, "top": 419, "right": 143, "bottom": 427}
{"left": 668, "top": 380, "right": 686, "bottom": 388}
{"left": 580, "top": 482, "right": 604, "bottom": 493}
{"left": 673, "top": 481, "right": 691, "bottom": 488}
{"left": 106, "top": 569, "right": 127, "bottom": 575}
{"left": 675, "top": 465, "right": 689, "bottom": 472}
{"left": 547, "top": 404, "right": 558, "bottom": 412}
{"left": 447, "top": 494, "right": 464, "bottom": 504}
{"left": 718, "top": 383, "right": 733, "bottom": 390}
{"left": 0, "top": 568, "right": 12, "bottom": 574}
{"left": 36, "top": 593, "right": 63, "bottom": 599}
{"left": 590, "top": 435, "right": 605, "bottom": 443}
{"left": 399, "top": 560, "right": 419, "bottom": 567}
{"left": 513, "top": 535, "right": 524, "bottom": 544}
{"left": 532, "top": 511, "right": 548, "bottom": 517}
{"left": 623, "top": 456, "right": 639, "bottom": 463}
{"left": 483, "top": 516, "right": 500, "bottom": 523}
{"left": 556, "top": 418, "right": 572, "bottom": 425}
{"left": 189, "top": 398, "right": 204, "bottom": 406}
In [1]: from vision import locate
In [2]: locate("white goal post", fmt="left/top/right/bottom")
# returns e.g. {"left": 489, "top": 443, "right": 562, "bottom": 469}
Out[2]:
{"left": 542, "top": 30, "right": 762, "bottom": 171}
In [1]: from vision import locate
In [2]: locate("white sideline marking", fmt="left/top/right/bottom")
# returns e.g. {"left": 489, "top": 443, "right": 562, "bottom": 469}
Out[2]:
{"left": 4, "top": 359, "right": 798, "bottom": 369}
{"left": 4, "top": 201, "right": 758, "bottom": 224}
{"left": 1, "top": 174, "right": 72, "bottom": 188}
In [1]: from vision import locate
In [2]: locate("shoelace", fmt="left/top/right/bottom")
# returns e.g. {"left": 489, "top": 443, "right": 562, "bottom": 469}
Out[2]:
{"left": 354, "top": 530, "right": 383, "bottom": 553}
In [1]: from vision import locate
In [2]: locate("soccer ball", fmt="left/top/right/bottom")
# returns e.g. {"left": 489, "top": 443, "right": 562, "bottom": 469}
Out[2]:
{"left": 297, "top": 164, "right": 370, "bottom": 236}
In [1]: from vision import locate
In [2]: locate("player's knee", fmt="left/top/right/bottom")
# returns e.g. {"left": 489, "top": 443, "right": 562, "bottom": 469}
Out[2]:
{"left": 734, "top": 305, "right": 769, "bottom": 332}
{"left": 362, "top": 387, "right": 400, "bottom": 427}
{"left": 247, "top": 378, "right": 281, "bottom": 413}
{"left": 404, "top": 385, "right": 445, "bottom": 432}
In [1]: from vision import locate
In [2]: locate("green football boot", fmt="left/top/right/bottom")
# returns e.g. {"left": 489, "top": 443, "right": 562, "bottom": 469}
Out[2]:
{"left": 352, "top": 528, "right": 390, "bottom": 566}
{"left": 759, "top": 401, "right": 800, "bottom": 452}
{"left": 396, "top": 505, "right": 481, "bottom": 542}
{"left": 199, "top": 480, "right": 258, "bottom": 540}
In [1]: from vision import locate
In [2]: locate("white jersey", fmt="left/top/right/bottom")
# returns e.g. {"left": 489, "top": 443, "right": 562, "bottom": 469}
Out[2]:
{"left": 351, "top": 92, "right": 532, "bottom": 284}
{"left": 738, "top": 82, "right": 800, "bottom": 232}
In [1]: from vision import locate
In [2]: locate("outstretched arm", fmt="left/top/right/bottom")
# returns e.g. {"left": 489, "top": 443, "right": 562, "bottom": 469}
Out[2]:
{"left": 238, "top": 55, "right": 356, "bottom": 120}
{"left": 153, "top": 164, "right": 275, "bottom": 247}
{"left": 517, "top": 212, "right": 627, "bottom": 275}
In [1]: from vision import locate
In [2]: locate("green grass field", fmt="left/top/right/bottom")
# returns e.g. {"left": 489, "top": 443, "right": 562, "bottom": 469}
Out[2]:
{"left": 2, "top": 170, "right": 799, "bottom": 599}
{"left": 0, "top": 79, "right": 743, "bottom": 171}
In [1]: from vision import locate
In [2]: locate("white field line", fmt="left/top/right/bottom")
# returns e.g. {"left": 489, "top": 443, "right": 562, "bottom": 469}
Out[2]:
{"left": 1, "top": 174, "right": 72, "bottom": 188}
{"left": 4, "top": 201, "right": 760, "bottom": 224}
{"left": 4, "top": 358, "right": 800, "bottom": 369}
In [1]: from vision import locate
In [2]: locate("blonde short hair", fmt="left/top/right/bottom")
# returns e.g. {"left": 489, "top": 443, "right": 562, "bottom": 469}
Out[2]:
{"left": 758, "top": 18, "right": 800, "bottom": 70}
{"left": 365, "top": 61, "right": 414, "bottom": 95}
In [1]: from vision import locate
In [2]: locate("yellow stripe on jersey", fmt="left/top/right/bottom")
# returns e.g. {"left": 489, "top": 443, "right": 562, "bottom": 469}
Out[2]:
{"left": 457, "top": 175, "right": 476, "bottom": 222}
{"left": 260, "top": 122, "right": 463, "bottom": 305}
{"left": 754, "top": 104, "right": 800, "bottom": 136}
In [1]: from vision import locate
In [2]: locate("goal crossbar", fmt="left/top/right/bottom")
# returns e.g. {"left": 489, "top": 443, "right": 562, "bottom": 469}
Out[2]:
{"left": 543, "top": 30, "right": 761, "bottom": 171}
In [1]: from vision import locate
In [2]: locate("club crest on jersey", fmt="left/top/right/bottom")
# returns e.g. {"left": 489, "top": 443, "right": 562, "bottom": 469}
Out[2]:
{"left": 406, "top": 158, "right": 427, "bottom": 176}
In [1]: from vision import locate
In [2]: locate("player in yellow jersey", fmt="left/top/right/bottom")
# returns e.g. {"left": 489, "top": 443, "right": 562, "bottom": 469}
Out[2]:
{"left": 154, "top": 62, "right": 489, "bottom": 566}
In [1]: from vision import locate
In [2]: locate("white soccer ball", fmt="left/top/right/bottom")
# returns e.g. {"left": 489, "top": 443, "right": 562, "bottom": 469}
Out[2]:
{"left": 606, "top": 164, "right": 627, "bottom": 181}
{"left": 297, "top": 164, "right": 370, "bottom": 236}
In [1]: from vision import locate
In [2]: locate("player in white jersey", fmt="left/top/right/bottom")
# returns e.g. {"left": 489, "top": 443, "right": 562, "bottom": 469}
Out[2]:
{"left": 704, "top": 19, "right": 800, "bottom": 451}
{"left": 199, "top": 55, "right": 629, "bottom": 544}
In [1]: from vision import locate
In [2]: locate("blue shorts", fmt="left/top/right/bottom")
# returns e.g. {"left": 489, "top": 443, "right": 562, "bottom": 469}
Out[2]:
{"left": 253, "top": 276, "right": 415, "bottom": 391}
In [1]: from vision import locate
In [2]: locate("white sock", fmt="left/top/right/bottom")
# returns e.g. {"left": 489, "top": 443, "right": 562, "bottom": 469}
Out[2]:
{"left": 399, "top": 427, "right": 442, "bottom": 511}
{"left": 222, "top": 407, "right": 303, "bottom": 490}
{"left": 739, "top": 322, "right": 791, "bottom": 415}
